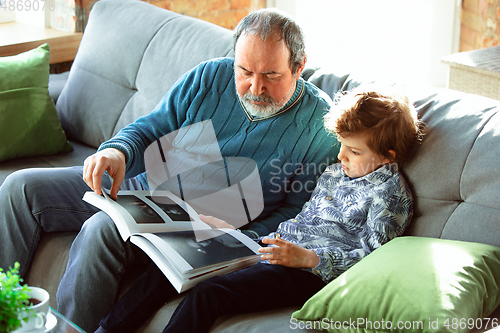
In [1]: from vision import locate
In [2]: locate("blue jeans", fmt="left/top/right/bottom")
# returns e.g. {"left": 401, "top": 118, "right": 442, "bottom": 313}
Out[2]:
{"left": 97, "top": 262, "right": 326, "bottom": 333}
{"left": 0, "top": 166, "right": 147, "bottom": 332}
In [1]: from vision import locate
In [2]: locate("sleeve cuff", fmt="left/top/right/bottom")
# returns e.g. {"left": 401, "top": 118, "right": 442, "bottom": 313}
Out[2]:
{"left": 98, "top": 142, "right": 133, "bottom": 171}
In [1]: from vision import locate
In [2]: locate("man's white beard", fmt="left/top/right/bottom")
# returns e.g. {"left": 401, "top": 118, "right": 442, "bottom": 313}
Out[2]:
{"left": 239, "top": 81, "right": 296, "bottom": 118}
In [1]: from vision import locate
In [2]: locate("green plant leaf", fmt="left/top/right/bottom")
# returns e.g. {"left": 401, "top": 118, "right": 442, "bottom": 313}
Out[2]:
{"left": 0, "top": 262, "right": 33, "bottom": 333}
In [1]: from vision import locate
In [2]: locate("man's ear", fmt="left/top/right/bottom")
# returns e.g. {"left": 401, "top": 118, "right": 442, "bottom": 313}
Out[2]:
{"left": 295, "top": 55, "right": 307, "bottom": 79}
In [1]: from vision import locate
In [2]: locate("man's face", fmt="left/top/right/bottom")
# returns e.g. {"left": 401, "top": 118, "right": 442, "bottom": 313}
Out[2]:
{"left": 234, "top": 33, "right": 304, "bottom": 117}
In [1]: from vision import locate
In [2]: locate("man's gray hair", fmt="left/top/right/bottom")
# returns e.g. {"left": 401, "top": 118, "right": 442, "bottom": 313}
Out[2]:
{"left": 233, "top": 8, "right": 306, "bottom": 74}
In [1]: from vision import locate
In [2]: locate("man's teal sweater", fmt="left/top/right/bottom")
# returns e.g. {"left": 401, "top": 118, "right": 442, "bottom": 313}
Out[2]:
{"left": 99, "top": 57, "right": 339, "bottom": 237}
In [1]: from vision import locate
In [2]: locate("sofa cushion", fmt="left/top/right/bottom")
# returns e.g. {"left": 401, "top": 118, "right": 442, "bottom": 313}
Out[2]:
{"left": 292, "top": 236, "right": 500, "bottom": 333}
{"left": 48, "top": 71, "right": 70, "bottom": 103}
{"left": 403, "top": 89, "right": 500, "bottom": 246}
{"left": 307, "top": 70, "right": 500, "bottom": 248}
{"left": 0, "top": 43, "right": 72, "bottom": 162}
{"left": 56, "top": 0, "right": 234, "bottom": 148}
{"left": 0, "top": 140, "right": 96, "bottom": 186}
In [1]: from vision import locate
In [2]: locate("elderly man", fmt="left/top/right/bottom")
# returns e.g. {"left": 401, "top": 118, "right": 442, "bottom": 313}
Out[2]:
{"left": 0, "top": 7, "right": 338, "bottom": 332}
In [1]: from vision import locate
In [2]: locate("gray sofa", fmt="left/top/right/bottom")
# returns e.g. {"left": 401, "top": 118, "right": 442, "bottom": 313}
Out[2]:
{"left": 2, "top": 0, "right": 500, "bottom": 332}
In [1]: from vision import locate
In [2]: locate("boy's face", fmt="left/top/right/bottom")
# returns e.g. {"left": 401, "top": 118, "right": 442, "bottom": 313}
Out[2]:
{"left": 337, "top": 133, "right": 392, "bottom": 178}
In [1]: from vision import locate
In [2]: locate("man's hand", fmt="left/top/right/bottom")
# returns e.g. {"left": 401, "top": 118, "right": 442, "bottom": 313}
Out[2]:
{"left": 83, "top": 148, "right": 126, "bottom": 200}
{"left": 259, "top": 235, "right": 320, "bottom": 269}
{"left": 199, "top": 214, "right": 236, "bottom": 230}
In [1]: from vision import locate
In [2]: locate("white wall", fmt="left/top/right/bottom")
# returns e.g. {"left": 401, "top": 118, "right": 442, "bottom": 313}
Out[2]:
{"left": 0, "top": 0, "right": 52, "bottom": 27}
{"left": 0, "top": 0, "right": 16, "bottom": 23}
{"left": 268, "top": 0, "right": 461, "bottom": 88}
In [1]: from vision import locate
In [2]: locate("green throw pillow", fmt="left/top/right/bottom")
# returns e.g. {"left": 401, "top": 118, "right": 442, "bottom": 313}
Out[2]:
{"left": 0, "top": 43, "right": 72, "bottom": 162}
{"left": 292, "top": 236, "right": 500, "bottom": 333}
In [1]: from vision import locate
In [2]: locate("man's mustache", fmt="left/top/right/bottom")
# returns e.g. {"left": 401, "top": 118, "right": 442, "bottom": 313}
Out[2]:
{"left": 243, "top": 93, "right": 273, "bottom": 105}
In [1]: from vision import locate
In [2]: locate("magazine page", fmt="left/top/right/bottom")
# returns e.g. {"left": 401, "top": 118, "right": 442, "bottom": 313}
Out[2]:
{"left": 134, "top": 229, "right": 261, "bottom": 275}
{"left": 82, "top": 190, "right": 211, "bottom": 241}
{"left": 221, "top": 228, "right": 261, "bottom": 253}
{"left": 129, "top": 236, "right": 185, "bottom": 293}
{"left": 182, "top": 259, "right": 259, "bottom": 292}
{"left": 132, "top": 234, "right": 258, "bottom": 293}
{"left": 131, "top": 231, "right": 261, "bottom": 293}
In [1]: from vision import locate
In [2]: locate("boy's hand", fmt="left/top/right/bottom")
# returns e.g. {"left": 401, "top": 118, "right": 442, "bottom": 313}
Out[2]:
{"left": 199, "top": 214, "right": 236, "bottom": 230}
{"left": 259, "top": 235, "right": 320, "bottom": 269}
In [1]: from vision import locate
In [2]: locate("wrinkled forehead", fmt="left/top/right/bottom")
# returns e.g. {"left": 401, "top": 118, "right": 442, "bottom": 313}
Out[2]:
{"left": 234, "top": 33, "right": 291, "bottom": 72}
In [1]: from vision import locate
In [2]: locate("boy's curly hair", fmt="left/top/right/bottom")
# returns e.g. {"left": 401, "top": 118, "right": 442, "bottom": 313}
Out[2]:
{"left": 324, "top": 85, "right": 424, "bottom": 166}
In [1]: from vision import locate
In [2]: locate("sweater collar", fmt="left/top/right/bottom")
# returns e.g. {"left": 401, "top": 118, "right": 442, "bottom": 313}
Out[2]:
{"left": 240, "top": 78, "right": 305, "bottom": 122}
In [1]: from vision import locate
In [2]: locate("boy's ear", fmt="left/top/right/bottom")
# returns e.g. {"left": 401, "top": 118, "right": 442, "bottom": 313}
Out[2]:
{"left": 382, "top": 150, "right": 396, "bottom": 164}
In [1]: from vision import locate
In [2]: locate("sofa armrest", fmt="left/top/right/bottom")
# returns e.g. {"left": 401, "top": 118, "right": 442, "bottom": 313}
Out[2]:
{"left": 48, "top": 71, "right": 70, "bottom": 103}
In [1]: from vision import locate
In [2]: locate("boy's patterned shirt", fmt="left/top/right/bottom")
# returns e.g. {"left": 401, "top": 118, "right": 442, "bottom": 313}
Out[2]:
{"left": 265, "top": 163, "right": 413, "bottom": 283}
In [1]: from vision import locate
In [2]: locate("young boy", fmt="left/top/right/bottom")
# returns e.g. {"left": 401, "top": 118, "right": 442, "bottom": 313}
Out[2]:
{"left": 95, "top": 86, "right": 423, "bottom": 333}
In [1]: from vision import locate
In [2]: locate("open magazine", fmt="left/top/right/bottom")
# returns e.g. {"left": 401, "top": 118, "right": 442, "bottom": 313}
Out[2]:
{"left": 83, "top": 190, "right": 262, "bottom": 293}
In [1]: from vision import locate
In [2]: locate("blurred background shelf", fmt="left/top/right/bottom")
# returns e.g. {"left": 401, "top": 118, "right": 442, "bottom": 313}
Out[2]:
{"left": 442, "top": 46, "right": 500, "bottom": 101}
{"left": 0, "top": 22, "right": 82, "bottom": 64}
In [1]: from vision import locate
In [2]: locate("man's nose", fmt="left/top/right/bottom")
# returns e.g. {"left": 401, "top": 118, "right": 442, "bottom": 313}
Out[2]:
{"left": 249, "top": 76, "right": 265, "bottom": 96}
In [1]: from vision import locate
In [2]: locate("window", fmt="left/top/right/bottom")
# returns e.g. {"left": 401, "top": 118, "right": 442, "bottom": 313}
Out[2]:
{"left": 268, "top": 0, "right": 460, "bottom": 88}
{"left": 0, "top": 0, "right": 16, "bottom": 23}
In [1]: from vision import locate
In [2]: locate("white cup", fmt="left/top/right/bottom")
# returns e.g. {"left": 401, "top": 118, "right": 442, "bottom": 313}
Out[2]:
{"left": 16, "top": 286, "right": 50, "bottom": 332}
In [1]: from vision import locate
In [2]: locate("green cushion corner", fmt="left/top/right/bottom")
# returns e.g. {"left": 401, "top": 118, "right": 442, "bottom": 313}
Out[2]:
{"left": 0, "top": 43, "right": 73, "bottom": 162}
{"left": 292, "top": 236, "right": 500, "bottom": 333}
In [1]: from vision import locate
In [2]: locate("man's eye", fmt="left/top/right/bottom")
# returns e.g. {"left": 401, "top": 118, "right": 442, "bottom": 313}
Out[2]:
{"left": 266, "top": 74, "right": 280, "bottom": 80}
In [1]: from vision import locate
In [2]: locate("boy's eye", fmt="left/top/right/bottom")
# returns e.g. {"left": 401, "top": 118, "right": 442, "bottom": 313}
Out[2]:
{"left": 351, "top": 149, "right": 360, "bottom": 155}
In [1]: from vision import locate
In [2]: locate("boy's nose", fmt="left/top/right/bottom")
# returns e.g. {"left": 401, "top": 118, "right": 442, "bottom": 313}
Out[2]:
{"left": 337, "top": 147, "right": 346, "bottom": 161}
